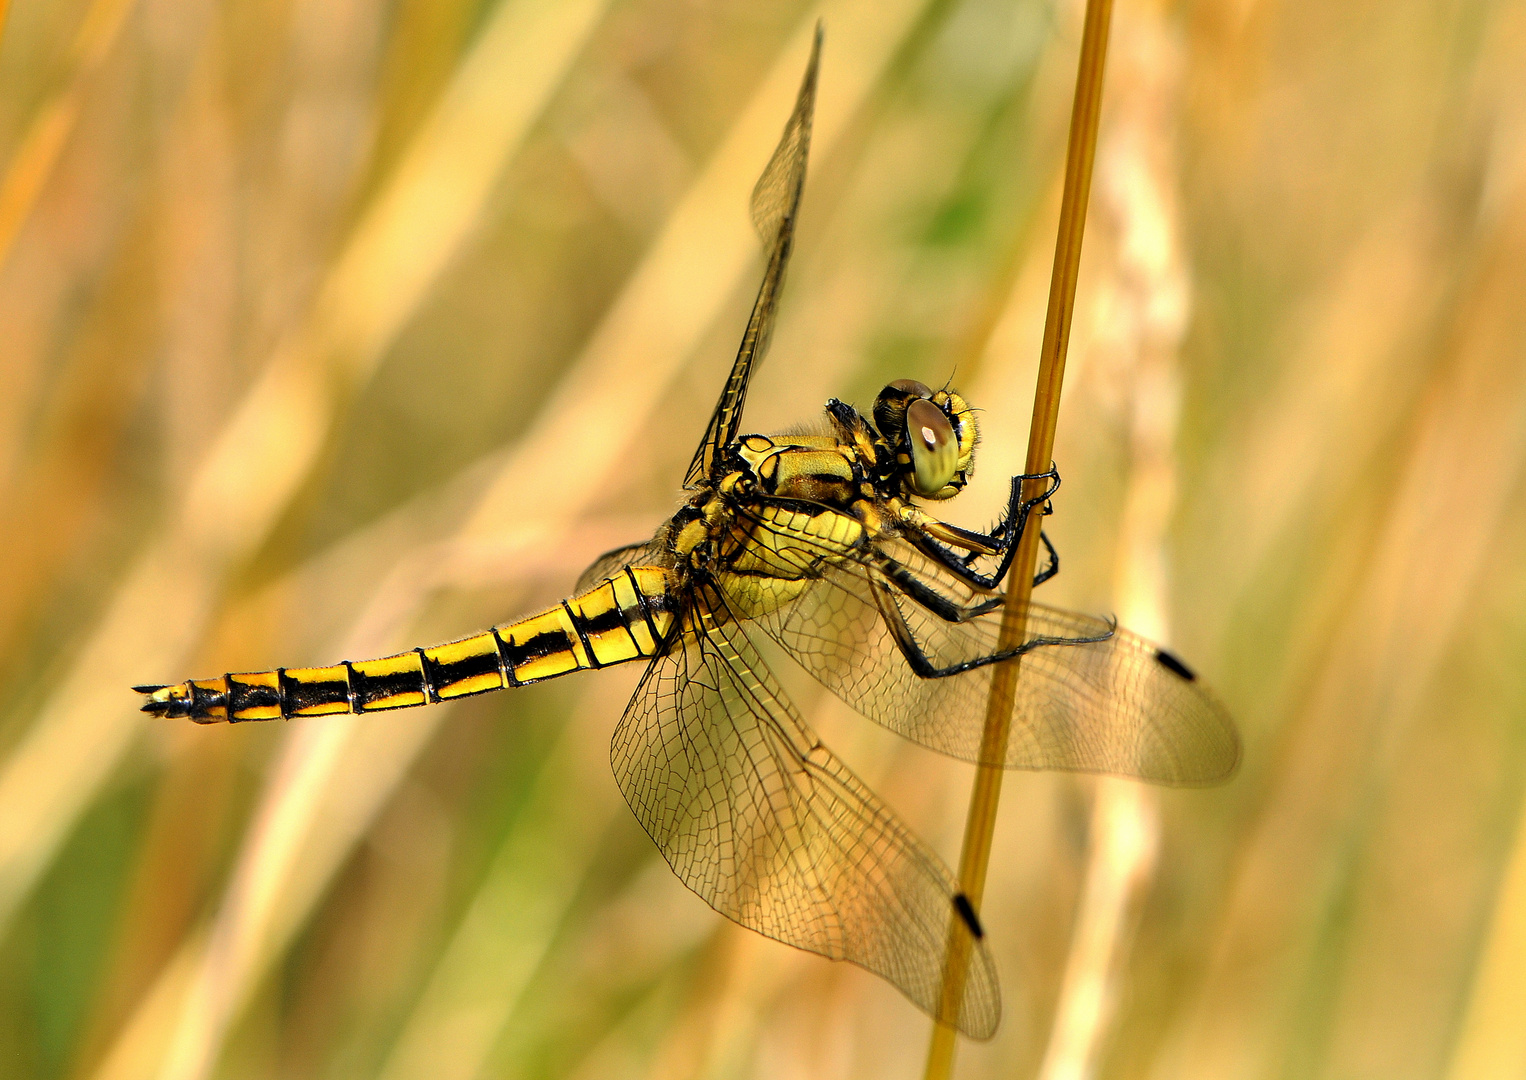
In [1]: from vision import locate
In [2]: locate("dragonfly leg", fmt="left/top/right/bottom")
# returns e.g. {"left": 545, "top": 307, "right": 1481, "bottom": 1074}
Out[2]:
{"left": 903, "top": 468, "right": 1060, "bottom": 592}
{"left": 1032, "top": 530, "right": 1060, "bottom": 587}
{"left": 869, "top": 578, "right": 1112, "bottom": 680}
{"left": 873, "top": 554, "right": 1006, "bottom": 623}
{"left": 963, "top": 467, "right": 1062, "bottom": 584}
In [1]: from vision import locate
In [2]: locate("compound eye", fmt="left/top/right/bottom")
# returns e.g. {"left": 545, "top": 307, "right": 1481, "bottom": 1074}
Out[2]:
{"left": 906, "top": 398, "right": 957, "bottom": 496}
{"left": 887, "top": 378, "right": 933, "bottom": 398}
{"left": 873, "top": 379, "right": 935, "bottom": 443}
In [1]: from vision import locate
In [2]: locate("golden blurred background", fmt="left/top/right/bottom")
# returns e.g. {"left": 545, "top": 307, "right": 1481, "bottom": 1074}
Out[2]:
{"left": 1, "top": 0, "right": 1525, "bottom": 1077}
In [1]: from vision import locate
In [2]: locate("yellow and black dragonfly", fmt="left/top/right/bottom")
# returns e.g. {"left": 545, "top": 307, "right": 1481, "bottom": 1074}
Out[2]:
{"left": 136, "top": 33, "right": 1238, "bottom": 1039}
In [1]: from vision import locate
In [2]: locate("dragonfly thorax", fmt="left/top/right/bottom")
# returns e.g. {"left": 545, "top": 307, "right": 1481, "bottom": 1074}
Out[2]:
{"left": 729, "top": 432, "right": 863, "bottom": 506}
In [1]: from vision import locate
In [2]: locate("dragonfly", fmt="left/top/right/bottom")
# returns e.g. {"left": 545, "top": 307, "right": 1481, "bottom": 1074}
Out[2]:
{"left": 136, "top": 31, "right": 1238, "bottom": 1040}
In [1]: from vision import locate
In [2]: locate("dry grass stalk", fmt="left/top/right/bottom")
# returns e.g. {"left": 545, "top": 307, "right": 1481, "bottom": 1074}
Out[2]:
{"left": 926, "top": 0, "right": 1115, "bottom": 1075}
{"left": 1037, "top": 1, "right": 1189, "bottom": 1075}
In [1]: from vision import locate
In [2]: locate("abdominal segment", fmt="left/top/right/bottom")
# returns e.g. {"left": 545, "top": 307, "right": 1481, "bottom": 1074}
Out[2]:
{"left": 136, "top": 567, "right": 674, "bottom": 723}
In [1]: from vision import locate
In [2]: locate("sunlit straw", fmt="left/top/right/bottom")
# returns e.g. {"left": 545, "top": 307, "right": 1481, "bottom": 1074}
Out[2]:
{"left": 926, "top": 0, "right": 1114, "bottom": 1073}
{"left": 1446, "top": 801, "right": 1526, "bottom": 1079}
{"left": 373, "top": 709, "right": 622, "bottom": 1080}
{"left": 1156, "top": 162, "right": 1526, "bottom": 1077}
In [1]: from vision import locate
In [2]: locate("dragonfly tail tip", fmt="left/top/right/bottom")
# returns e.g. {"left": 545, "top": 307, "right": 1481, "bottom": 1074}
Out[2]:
{"left": 133, "top": 685, "right": 174, "bottom": 716}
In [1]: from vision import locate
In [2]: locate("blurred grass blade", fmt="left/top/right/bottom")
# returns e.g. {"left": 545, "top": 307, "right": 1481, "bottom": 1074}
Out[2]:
{"left": 1038, "top": 5, "right": 1186, "bottom": 1075}
{"left": 1157, "top": 174, "right": 1526, "bottom": 1079}
{"left": 461, "top": 0, "right": 936, "bottom": 542}
{"left": 1038, "top": 781, "right": 1157, "bottom": 1080}
{"left": 0, "top": 0, "right": 138, "bottom": 269}
{"left": 311, "top": 0, "right": 615, "bottom": 375}
{"left": 0, "top": 0, "right": 610, "bottom": 940}
{"left": 374, "top": 712, "right": 619, "bottom": 1080}
{"left": 1446, "top": 797, "right": 1526, "bottom": 1079}
{"left": 154, "top": 714, "right": 441, "bottom": 1080}
{"left": 90, "top": 933, "right": 207, "bottom": 1080}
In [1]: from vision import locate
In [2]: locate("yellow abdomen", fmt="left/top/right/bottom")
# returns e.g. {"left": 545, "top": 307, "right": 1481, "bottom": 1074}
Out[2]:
{"left": 136, "top": 567, "right": 674, "bottom": 723}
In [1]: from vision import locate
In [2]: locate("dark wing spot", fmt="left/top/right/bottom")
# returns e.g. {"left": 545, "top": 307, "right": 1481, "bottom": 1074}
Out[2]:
{"left": 1155, "top": 648, "right": 1196, "bottom": 682}
{"left": 953, "top": 893, "right": 985, "bottom": 939}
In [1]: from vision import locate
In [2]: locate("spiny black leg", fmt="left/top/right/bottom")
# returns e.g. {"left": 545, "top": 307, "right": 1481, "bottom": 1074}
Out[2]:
{"left": 904, "top": 503, "right": 1057, "bottom": 597}
{"left": 978, "top": 480, "right": 1058, "bottom": 588}
{"left": 988, "top": 467, "right": 1061, "bottom": 546}
{"left": 897, "top": 467, "right": 1062, "bottom": 594}
{"left": 871, "top": 578, "right": 1114, "bottom": 680}
{"left": 1032, "top": 530, "right": 1059, "bottom": 587}
{"left": 936, "top": 485, "right": 1054, "bottom": 592}
{"left": 875, "top": 556, "right": 1003, "bottom": 623}
{"left": 906, "top": 533, "right": 1007, "bottom": 594}
{"left": 905, "top": 514, "right": 1057, "bottom": 604}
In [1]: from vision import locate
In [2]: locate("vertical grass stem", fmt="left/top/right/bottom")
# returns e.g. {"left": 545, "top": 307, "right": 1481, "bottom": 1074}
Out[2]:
{"left": 924, "top": 0, "right": 1114, "bottom": 1073}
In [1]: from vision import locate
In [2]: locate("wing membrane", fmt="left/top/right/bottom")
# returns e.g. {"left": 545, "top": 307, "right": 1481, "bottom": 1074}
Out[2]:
{"left": 574, "top": 538, "right": 669, "bottom": 594}
{"left": 610, "top": 583, "right": 1000, "bottom": 1037}
{"left": 684, "top": 28, "right": 821, "bottom": 489}
{"left": 720, "top": 507, "right": 1240, "bottom": 784}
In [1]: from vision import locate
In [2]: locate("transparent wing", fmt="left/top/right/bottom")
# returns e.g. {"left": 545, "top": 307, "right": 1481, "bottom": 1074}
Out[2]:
{"left": 684, "top": 28, "right": 821, "bottom": 489}
{"left": 611, "top": 582, "right": 1000, "bottom": 1038}
{"left": 720, "top": 507, "right": 1241, "bottom": 784}
{"left": 574, "top": 537, "right": 669, "bottom": 594}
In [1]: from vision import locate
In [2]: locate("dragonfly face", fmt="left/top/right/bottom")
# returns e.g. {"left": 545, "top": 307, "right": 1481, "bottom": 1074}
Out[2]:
{"left": 135, "top": 29, "right": 1238, "bottom": 1042}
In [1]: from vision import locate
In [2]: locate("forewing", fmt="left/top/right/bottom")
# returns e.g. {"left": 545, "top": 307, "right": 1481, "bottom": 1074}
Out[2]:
{"left": 610, "top": 583, "right": 1000, "bottom": 1038}
{"left": 684, "top": 29, "right": 821, "bottom": 489}
{"left": 722, "top": 511, "right": 1240, "bottom": 784}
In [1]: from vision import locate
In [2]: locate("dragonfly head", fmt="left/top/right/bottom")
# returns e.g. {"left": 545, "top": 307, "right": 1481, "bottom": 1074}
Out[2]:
{"left": 872, "top": 380, "right": 977, "bottom": 500}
